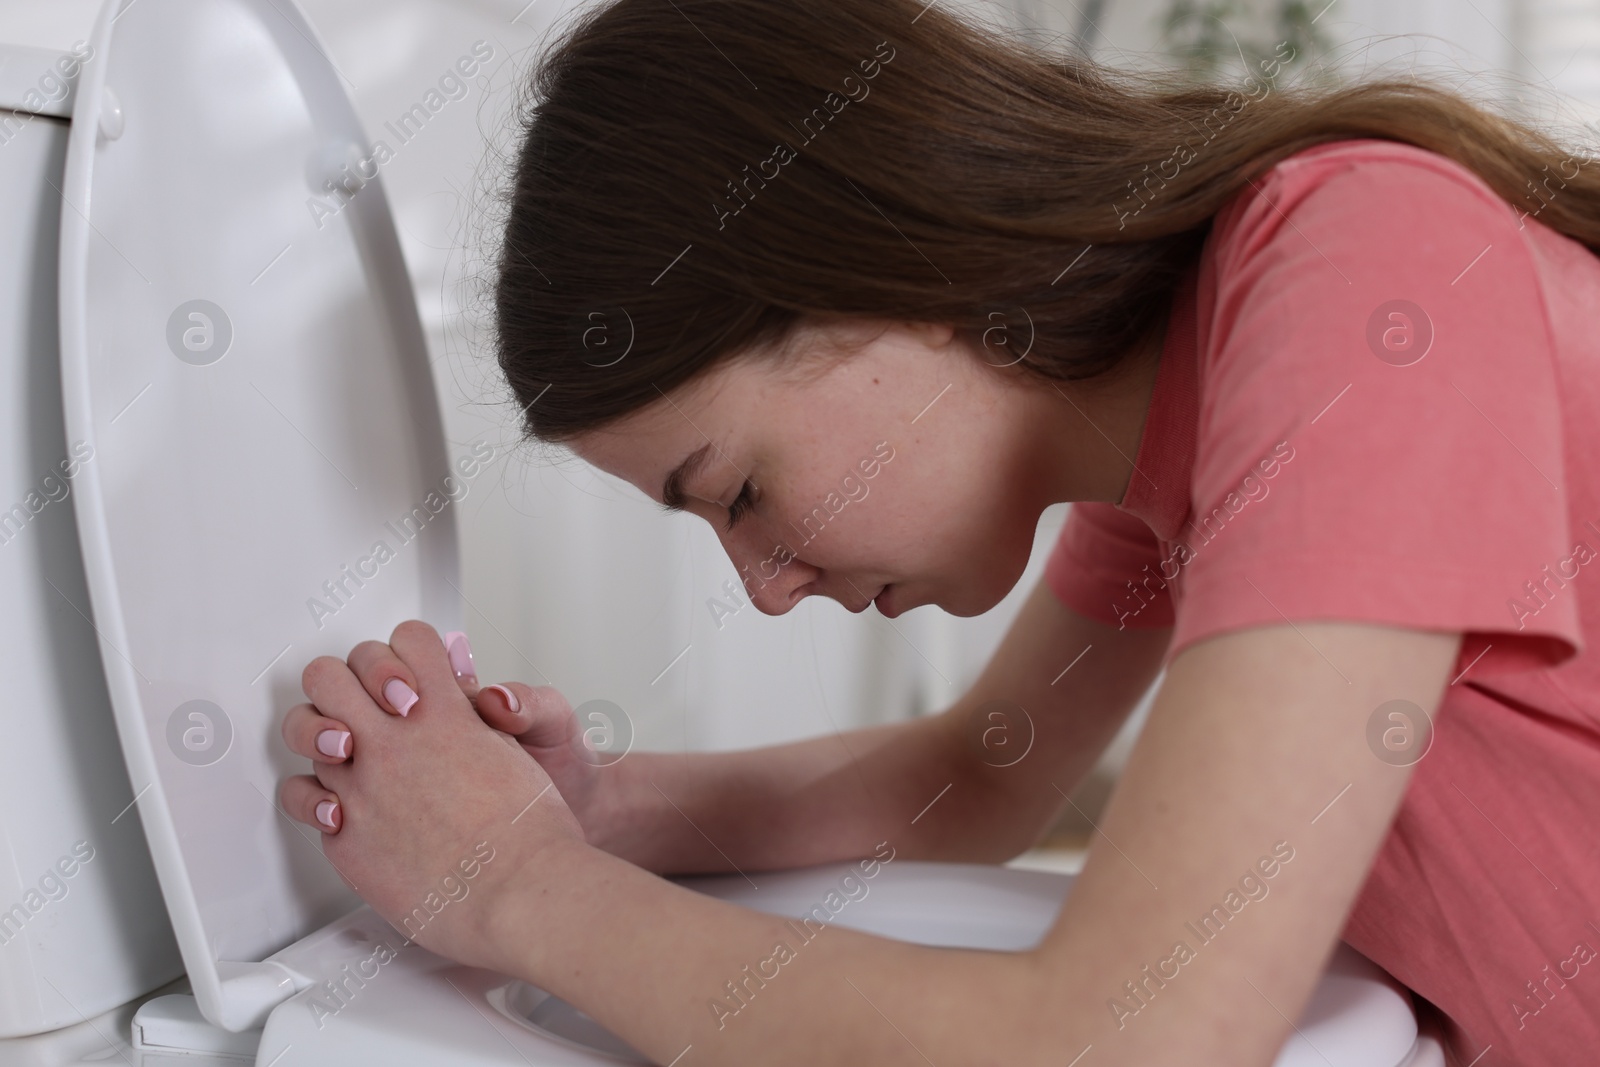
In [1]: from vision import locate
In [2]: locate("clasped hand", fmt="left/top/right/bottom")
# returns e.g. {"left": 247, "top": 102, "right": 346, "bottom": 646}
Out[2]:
{"left": 277, "top": 620, "right": 595, "bottom": 970}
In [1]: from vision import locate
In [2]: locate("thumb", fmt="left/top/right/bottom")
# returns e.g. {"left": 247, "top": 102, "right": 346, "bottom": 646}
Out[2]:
{"left": 473, "top": 683, "right": 575, "bottom": 749}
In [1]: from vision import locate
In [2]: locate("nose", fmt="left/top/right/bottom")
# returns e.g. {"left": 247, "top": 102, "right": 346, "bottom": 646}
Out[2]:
{"left": 723, "top": 535, "right": 819, "bottom": 615}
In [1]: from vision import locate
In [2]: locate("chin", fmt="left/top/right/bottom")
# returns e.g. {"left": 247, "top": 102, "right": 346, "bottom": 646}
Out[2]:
{"left": 924, "top": 584, "right": 1012, "bottom": 618}
{"left": 942, "top": 596, "right": 1003, "bottom": 618}
{"left": 886, "top": 550, "right": 1028, "bottom": 618}
{"left": 947, "top": 565, "right": 1030, "bottom": 617}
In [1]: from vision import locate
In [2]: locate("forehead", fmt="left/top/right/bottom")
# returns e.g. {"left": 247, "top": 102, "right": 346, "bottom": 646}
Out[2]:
{"left": 563, "top": 318, "right": 866, "bottom": 496}
{"left": 565, "top": 368, "right": 741, "bottom": 501}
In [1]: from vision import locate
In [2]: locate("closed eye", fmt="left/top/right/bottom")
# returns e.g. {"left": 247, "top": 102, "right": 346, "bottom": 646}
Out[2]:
{"left": 724, "top": 480, "right": 757, "bottom": 532}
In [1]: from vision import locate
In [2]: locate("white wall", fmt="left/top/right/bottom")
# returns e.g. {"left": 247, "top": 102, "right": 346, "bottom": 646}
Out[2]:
{"left": 10, "top": 0, "right": 1596, "bottom": 768}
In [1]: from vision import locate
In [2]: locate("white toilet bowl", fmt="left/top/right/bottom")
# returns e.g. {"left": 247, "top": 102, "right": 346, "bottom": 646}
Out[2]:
{"left": 142, "top": 861, "right": 1448, "bottom": 1067}
{"left": 0, "top": 1, "right": 1448, "bottom": 1064}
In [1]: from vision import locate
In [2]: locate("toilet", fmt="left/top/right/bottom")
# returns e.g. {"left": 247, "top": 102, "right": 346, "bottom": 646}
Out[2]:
{"left": 0, "top": 0, "right": 1448, "bottom": 1063}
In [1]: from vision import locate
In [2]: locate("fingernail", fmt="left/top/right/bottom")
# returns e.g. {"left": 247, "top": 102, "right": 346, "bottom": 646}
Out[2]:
{"left": 315, "top": 799, "right": 340, "bottom": 830}
{"left": 383, "top": 677, "right": 419, "bottom": 717}
{"left": 445, "top": 631, "right": 477, "bottom": 685}
{"left": 485, "top": 684, "right": 520, "bottom": 714}
{"left": 316, "top": 729, "right": 351, "bottom": 759}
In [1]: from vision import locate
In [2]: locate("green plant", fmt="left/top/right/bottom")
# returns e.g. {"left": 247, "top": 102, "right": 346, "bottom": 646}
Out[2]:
{"left": 1160, "top": 0, "right": 1337, "bottom": 86}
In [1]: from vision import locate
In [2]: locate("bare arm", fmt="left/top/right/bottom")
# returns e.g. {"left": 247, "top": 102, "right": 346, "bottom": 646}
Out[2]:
{"left": 478, "top": 621, "right": 1460, "bottom": 1066}
{"left": 595, "top": 576, "right": 1171, "bottom": 873}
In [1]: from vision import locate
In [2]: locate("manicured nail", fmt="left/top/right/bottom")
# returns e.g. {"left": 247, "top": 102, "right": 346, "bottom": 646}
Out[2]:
{"left": 316, "top": 729, "right": 351, "bottom": 759}
{"left": 383, "top": 677, "right": 419, "bottom": 717}
{"left": 445, "top": 631, "right": 477, "bottom": 685}
{"left": 315, "top": 799, "right": 340, "bottom": 830}
{"left": 485, "top": 684, "right": 520, "bottom": 714}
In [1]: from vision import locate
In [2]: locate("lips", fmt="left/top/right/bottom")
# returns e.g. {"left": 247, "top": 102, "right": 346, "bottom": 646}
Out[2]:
{"left": 873, "top": 584, "right": 895, "bottom": 617}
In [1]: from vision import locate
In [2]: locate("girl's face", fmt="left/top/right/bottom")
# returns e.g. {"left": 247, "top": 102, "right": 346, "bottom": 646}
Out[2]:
{"left": 567, "top": 319, "right": 1153, "bottom": 618}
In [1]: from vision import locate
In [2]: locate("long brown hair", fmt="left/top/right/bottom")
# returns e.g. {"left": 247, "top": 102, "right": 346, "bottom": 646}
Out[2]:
{"left": 493, "top": 0, "right": 1600, "bottom": 442}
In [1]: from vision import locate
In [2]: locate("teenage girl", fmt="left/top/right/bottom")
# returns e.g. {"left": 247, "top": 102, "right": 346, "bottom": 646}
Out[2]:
{"left": 277, "top": 1, "right": 1600, "bottom": 1063}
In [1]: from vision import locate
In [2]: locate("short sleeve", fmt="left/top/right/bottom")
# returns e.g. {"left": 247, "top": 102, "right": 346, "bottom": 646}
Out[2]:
{"left": 1044, "top": 502, "right": 1174, "bottom": 628}
{"left": 1171, "top": 145, "right": 1581, "bottom": 675}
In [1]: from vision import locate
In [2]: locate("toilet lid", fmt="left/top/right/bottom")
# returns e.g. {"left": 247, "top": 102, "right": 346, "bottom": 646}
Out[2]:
{"left": 57, "top": 0, "right": 459, "bottom": 1033}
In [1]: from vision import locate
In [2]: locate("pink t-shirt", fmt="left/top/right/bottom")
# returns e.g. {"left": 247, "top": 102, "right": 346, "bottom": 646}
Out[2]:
{"left": 1045, "top": 138, "right": 1600, "bottom": 1065}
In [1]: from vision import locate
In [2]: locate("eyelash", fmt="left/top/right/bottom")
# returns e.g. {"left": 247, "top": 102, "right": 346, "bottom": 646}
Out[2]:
{"left": 724, "top": 481, "right": 757, "bottom": 531}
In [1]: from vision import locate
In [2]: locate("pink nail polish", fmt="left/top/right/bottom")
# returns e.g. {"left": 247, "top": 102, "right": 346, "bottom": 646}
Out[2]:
{"left": 445, "top": 631, "right": 477, "bottom": 684}
{"left": 316, "top": 729, "right": 351, "bottom": 758}
{"left": 315, "top": 799, "right": 339, "bottom": 830}
{"left": 485, "top": 684, "right": 520, "bottom": 714}
{"left": 383, "top": 677, "right": 419, "bottom": 717}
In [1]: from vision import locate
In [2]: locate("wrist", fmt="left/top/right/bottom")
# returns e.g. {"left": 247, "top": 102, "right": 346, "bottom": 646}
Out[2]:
{"left": 471, "top": 833, "right": 598, "bottom": 980}
{"left": 587, "top": 753, "right": 678, "bottom": 868}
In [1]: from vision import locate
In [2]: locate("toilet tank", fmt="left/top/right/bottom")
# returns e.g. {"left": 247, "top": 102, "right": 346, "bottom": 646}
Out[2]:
{"left": 0, "top": 42, "right": 183, "bottom": 1037}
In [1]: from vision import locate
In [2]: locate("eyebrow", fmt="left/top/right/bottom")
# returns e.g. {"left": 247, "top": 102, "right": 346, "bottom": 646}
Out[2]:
{"left": 660, "top": 442, "right": 715, "bottom": 512}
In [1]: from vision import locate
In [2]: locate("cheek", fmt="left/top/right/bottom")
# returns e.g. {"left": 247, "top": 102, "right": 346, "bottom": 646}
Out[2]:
{"left": 902, "top": 465, "right": 1035, "bottom": 608}
{"left": 744, "top": 477, "right": 881, "bottom": 561}
{"left": 721, "top": 516, "right": 779, "bottom": 559}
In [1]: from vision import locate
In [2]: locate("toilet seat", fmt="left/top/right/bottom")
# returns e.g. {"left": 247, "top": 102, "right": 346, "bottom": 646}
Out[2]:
{"left": 44, "top": 0, "right": 1443, "bottom": 1064}
{"left": 58, "top": 0, "right": 457, "bottom": 1038}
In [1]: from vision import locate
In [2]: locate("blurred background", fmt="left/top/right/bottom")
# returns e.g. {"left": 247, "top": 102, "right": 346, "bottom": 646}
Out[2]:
{"left": 10, "top": 0, "right": 1600, "bottom": 855}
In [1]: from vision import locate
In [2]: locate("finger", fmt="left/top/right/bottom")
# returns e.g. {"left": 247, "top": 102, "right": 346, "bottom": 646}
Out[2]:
{"left": 476, "top": 683, "right": 575, "bottom": 749}
{"left": 346, "top": 640, "right": 423, "bottom": 718}
{"left": 280, "top": 774, "right": 343, "bottom": 833}
{"left": 281, "top": 702, "right": 355, "bottom": 763}
{"left": 387, "top": 620, "right": 470, "bottom": 720}
{"left": 301, "top": 654, "right": 388, "bottom": 733}
{"left": 443, "top": 630, "right": 479, "bottom": 694}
